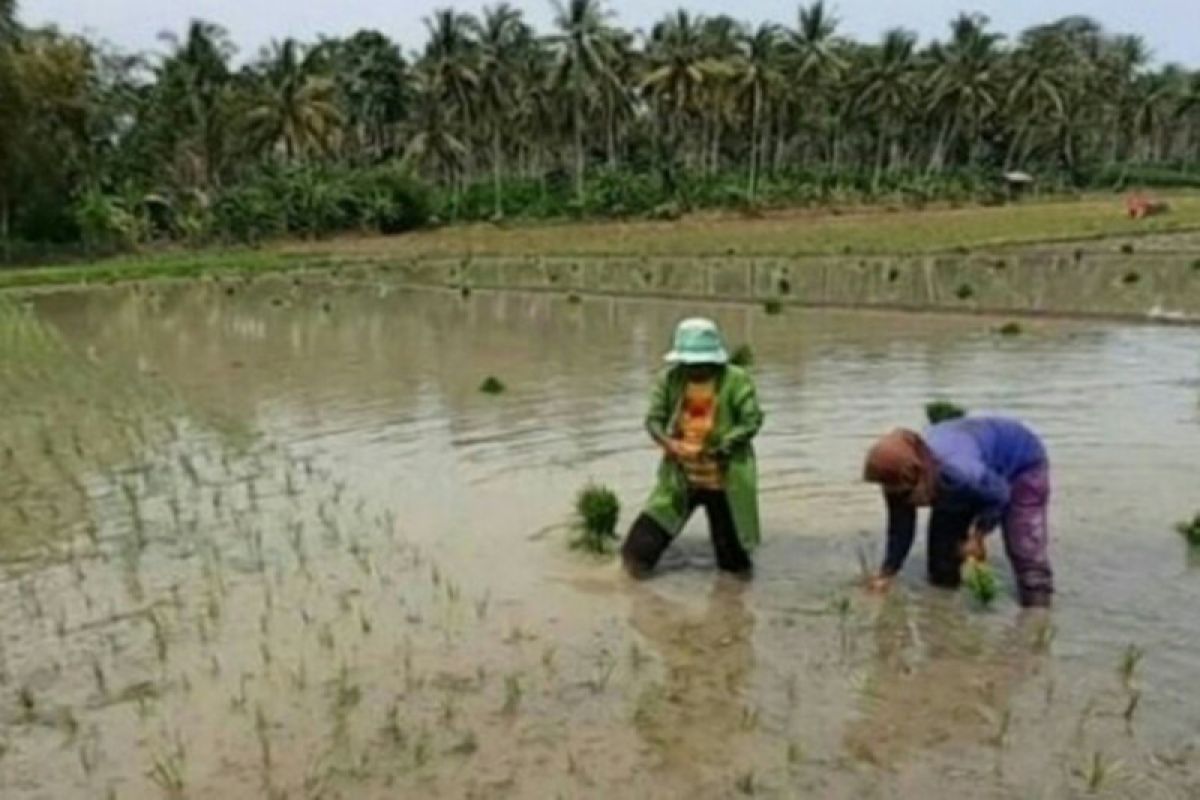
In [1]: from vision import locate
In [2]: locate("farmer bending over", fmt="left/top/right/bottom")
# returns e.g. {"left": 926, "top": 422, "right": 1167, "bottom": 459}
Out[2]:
{"left": 621, "top": 318, "right": 763, "bottom": 578}
{"left": 862, "top": 416, "right": 1054, "bottom": 607}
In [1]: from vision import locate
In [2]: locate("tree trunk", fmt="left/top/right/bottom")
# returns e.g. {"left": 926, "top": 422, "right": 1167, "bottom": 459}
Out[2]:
{"left": 748, "top": 84, "right": 762, "bottom": 198}
{"left": 927, "top": 116, "right": 954, "bottom": 174}
{"left": 573, "top": 90, "right": 585, "bottom": 203}
{"left": 873, "top": 128, "right": 887, "bottom": 191}
{"left": 1, "top": 192, "right": 9, "bottom": 264}
{"left": 492, "top": 125, "right": 504, "bottom": 219}
{"left": 606, "top": 101, "right": 618, "bottom": 168}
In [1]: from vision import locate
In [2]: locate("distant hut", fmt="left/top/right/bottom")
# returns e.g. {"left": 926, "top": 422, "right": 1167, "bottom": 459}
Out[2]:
{"left": 1002, "top": 171, "right": 1035, "bottom": 201}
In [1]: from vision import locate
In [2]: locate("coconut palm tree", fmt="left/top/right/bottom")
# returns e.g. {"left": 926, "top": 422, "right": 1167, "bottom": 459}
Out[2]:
{"left": 735, "top": 24, "right": 782, "bottom": 198}
{"left": 642, "top": 10, "right": 723, "bottom": 158}
{"left": 470, "top": 3, "right": 531, "bottom": 217}
{"left": 154, "top": 20, "right": 237, "bottom": 191}
{"left": 927, "top": 14, "right": 1003, "bottom": 169}
{"left": 329, "top": 31, "right": 408, "bottom": 163}
{"left": 855, "top": 29, "right": 920, "bottom": 186}
{"left": 404, "top": 69, "right": 468, "bottom": 207}
{"left": 548, "top": 0, "right": 619, "bottom": 202}
{"left": 244, "top": 39, "right": 342, "bottom": 162}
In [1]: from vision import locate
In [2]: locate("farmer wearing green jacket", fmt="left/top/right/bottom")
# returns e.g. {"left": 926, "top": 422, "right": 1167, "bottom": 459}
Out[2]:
{"left": 621, "top": 318, "right": 764, "bottom": 578}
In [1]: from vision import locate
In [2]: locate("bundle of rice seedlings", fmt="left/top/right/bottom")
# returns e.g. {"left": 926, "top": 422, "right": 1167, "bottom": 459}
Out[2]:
{"left": 572, "top": 483, "right": 620, "bottom": 554}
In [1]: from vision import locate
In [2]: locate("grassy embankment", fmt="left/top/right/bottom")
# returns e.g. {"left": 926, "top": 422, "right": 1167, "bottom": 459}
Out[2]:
{"left": 4, "top": 194, "right": 1200, "bottom": 292}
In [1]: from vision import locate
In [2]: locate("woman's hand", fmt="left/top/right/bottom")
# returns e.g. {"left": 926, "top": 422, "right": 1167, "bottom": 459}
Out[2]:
{"left": 866, "top": 573, "right": 895, "bottom": 594}
{"left": 961, "top": 526, "right": 988, "bottom": 562}
{"left": 661, "top": 439, "right": 700, "bottom": 461}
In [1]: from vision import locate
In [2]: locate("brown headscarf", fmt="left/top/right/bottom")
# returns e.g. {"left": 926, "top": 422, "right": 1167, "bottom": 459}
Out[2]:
{"left": 863, "top": 429, "right": 938, "bottom": 506}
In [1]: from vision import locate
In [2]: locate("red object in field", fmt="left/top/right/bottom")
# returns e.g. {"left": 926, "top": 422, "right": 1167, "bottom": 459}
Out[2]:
{"left": 1127, "top": 193, "right": 1150, "bottom": 219}
{"left": 1126, "top": 192, "right": 1169, "bottom": 219}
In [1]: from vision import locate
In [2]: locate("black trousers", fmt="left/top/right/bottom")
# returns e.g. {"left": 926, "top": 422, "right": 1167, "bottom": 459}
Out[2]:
{"left": 621, "top": 489, "right": 752, "bottom": 577}
{"left": 927, "top": 502, "right": 975, "bottom": 588}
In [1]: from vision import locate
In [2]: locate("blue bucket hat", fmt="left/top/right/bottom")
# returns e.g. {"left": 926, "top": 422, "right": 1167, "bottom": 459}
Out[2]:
{"left": 664, "top": 318, "right": 729, "bottom": 365}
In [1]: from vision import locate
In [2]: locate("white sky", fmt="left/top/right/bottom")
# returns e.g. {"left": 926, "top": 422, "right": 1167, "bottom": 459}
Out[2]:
{"left": 21, "top": 0, "right": 1200, "bottom": 66}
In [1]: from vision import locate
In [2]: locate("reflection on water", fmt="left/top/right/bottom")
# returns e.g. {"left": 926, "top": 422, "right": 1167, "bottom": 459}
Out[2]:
{"left": 1, "top": 280, "right": 1199, "bottom": 798}
{"left": 629, "top": 578, "right": 756, "bottom": 786}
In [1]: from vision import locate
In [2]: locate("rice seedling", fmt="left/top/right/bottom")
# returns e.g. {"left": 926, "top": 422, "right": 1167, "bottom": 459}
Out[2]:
{"left": 58, "top": 707, "right": 80, "bottom": 741}
{"left": 255, "top": 704, "right": 272, "bottom": 769}
{"left": 586, "top": 652, "right": 617, "bottom": 693}
{"left": 629, "top": 641, "right": 646, "bottom": 672}
{"left": 1123, "top": 689, "right": 1142, "bottom": 730}
{"left": 383, "top": 699, "right": 406, "bottom": 746}
{"left": 502, "top": 674, "right": 523, "bottom": 715}
{"left": 18, "top": 684, "right": 37, "bottom": 722}
{"left": 92, "top": 658, "right": 107, "bottom": 696}
{"left": 962, "top": 558, "right": 998, "bottom": 607}
{"left": 730, "top": 344, "right": 755, "bottom": 368}
{"left": 474, "top": 592, "right": 491, "bottom": 621}
{"left": 926, "top": 400, "right": 967, "bottom": 424}
{"left": 1175, "top": 514, "right": 1200, "bottom": 546}
{"left": 148, "top": 610, "right": 169, "bottom": 663}
{"left": 479, "top": 376, "right": 507, "bottom": 395}
{"left": 335, "top": 662, "right": 362, "bottom": 711}
{"left": 740, "top": 704, "right": 760, "bottom": 731}
{"left": 571, "top": 483, "right": 621, "bottom": 554}
{"left": 1031, "top": 619, "right": 1057, "bottom": 654}
{"left": 735, "top": 770, "right": 757, "bottom": 795}
{"left": 448, "top": 731, "right": 478, "bottom": 756}
{"left": 855, "top": 541, "right": 873, "bottom": 582}
{"left": 413, "top": 728, "right": 431, "bottom": 767}
{"left": 1077, "top": 750, "right": 1120, "bottom": 794}
{"left": 1118, "top": 644, "right": 1144, "bottom": 688}
{"left": 785, "top": 673, "right": 799, "bottom": 706}
{"left": 148, "top": 747, "right": 186, "bottom": 798}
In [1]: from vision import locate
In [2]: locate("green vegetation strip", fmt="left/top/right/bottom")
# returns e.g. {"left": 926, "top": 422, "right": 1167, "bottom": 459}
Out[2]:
{"left": 288, "top": 196, "right": 1200, "bottom": 259}
{"left": 0, "top": 251, "right": 320, "bottom": 292}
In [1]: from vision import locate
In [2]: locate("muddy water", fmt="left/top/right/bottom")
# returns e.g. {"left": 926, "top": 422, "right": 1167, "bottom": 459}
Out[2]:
{"left": 1, "top": 280, "right": 1199, "bottom": 799}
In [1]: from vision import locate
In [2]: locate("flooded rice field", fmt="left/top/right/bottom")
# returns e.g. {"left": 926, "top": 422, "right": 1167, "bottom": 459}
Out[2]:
{"left": 1, "top": 278, "right": 1199, "bottom": 799}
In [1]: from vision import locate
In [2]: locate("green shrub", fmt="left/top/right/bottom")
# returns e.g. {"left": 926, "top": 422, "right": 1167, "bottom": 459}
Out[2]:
{"left": 763, "top": 299, "right": 783, "bottom": 315}
{"left": 997, "top": 321, "right": 1023, "bottom": 336}
{"left": 572, "top": 483, "right": 621, "bottom": 554}
{"left": 350, "top": 166, "right": 432, "bottom": 234}
{"left": 73, "top": 189, "right": 146, "bottom": 252}
{"left": 212, "top": 185, "right": 286, "bottom": 244}
{"left": 926, "top": 400, "right": 967, "bottom": 424}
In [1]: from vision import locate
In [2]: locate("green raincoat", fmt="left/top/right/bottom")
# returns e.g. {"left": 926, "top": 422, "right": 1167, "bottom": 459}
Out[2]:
{"left": 640, "top": 364, "right": 764, "bottom": 551}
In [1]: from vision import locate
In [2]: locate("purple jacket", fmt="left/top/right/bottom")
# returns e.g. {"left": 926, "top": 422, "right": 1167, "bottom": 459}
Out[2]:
{"left": 925, "top": 417, "right": 1047, "bottom": 531}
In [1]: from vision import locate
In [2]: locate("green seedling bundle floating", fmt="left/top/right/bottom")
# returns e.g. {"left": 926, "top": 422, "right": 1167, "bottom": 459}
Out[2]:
{"left": 926, "top": 400, "right": 967, "bottom": 424}
{"left": 730, "top": 344, "right": 755, "bottom": 368}
{"left": 962, "top": 557, "right": 998, "bottom": 607}
{"left": 571, "top": 483, "right": 621, "bottom": 554}
{"left": 1176, "top": 513, "right": 1200, "bottom": 546}
{"left": 479, "top": 376, "right": 506, "bottom": 395}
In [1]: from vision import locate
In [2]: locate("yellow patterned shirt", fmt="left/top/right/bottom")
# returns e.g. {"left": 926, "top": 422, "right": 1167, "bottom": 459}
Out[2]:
{"left": 678, "top": 378, "right": 723, "bottom": 490}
